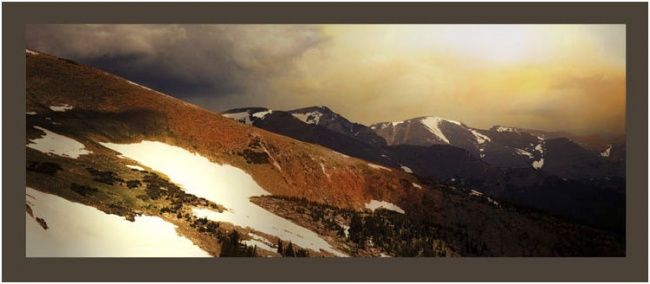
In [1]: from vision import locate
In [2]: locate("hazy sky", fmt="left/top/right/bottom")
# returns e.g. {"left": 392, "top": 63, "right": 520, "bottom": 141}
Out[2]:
{"left": 26, "top": 24, "right": 626, "bottom": 135}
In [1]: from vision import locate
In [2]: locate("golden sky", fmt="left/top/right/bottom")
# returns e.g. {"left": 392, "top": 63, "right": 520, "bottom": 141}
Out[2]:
{"left": 267, "top": 24, "right": 626, "bottom": 134}
{"left": 28, "top": 24, "right": 626, "bottom": 135}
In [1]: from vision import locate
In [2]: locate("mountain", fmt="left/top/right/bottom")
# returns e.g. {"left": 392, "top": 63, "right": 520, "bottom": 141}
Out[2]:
{"left": 370, "top": 118, "right": 544, "bottom": 170}
{"left": 385, "top": 144, "right": 625, "bottom": 233}
{"left": 371, "top": 118, "right": 624, "bottom": 180}
{"left": 222, "top": 107, "right": 624, "bottom": 232}
{"left": 222, "top": 107, "right": 397, "bottom": 167}
{"left": 288, "top": 106, "right": 387, "bottom": 147}
{"left": 25, "top": 49, "right": 623, "bottom": 257}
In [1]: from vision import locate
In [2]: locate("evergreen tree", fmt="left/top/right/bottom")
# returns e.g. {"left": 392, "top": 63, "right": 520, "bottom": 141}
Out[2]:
{"left": 285, "top": 242, "right": 296, "bottom": 257}
{"left": 277, "top": 239, "right": 284, "bottom": 255}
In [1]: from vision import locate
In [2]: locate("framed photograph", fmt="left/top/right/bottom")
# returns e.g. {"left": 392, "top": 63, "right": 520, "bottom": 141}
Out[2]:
{"left": 4, "top": 2, "right": 648, "bottom": 282}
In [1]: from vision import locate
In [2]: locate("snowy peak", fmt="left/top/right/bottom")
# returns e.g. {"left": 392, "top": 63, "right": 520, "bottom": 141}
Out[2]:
{"left": 288, "top": 106, "right": 338, "bottom": 125}
{"left": 289, "top": 106, "right": 387, "bottom": 147}
{"left": 418, "top": 116, "right": 462, "bottom": 144}
{"left": 370, "top": 116, "right": 483, "bottom": 148}
{"left": 371, "top": 116, "right": 555, "bottom": 170}
{"left": 221, "top": 107, "right": 273, "bottom": 125}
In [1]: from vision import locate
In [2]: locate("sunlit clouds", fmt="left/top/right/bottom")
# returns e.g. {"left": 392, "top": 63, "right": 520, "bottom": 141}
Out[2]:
{"left": 26, "top": 24, "right": 625, "bottom": 134}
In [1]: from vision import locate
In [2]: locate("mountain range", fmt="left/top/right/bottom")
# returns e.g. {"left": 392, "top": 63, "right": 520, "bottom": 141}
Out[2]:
{"left": 221, "top": 102, "right": 625, "bottom": 233}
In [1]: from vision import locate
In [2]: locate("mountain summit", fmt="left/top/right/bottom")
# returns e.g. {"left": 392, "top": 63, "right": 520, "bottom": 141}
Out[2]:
{"left": 288, "top": 106, "right": 387, "bottom": 147}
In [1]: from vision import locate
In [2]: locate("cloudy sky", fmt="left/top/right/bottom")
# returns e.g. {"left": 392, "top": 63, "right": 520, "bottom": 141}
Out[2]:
{"left": 26, "top": 24, "right": 626, "bottom": 135}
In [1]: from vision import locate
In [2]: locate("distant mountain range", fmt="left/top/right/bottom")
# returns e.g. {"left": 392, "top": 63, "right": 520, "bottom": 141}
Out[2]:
{"left": 222, "top": 105, "right": 625, "bottom": 233}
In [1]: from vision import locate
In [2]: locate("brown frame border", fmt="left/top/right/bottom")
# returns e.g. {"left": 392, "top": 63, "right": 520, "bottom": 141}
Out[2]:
{"left": 3, "top": 2, "right": 647, "bottom": 282}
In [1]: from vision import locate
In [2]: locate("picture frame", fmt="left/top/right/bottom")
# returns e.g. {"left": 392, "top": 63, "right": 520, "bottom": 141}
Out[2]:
{"left": 3, "top": 2, "right": 647, "bottom": 281}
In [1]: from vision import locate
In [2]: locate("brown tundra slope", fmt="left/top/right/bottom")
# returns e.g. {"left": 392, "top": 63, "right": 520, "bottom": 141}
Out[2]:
{"left": 25, "top": 50, "right": 623, "bottom": 257}
{"left": 26, "top": 51, "right": 417, "bottom": 209}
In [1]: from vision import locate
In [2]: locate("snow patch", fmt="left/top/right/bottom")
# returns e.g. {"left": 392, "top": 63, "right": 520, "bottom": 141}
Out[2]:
{"left": 495, "top": 126, "right": 516, "bottom": 133}
{"left": 411, "top": 183, "right": 422, "bottom": 189}
{"left": 26, "top": 49, "right": 39, "bottom": 55}
{"left": 419, "top": 117, "right": 452, "bottom": 144}
{"left": 252, "top": 110, "right": 273, "bottom": 119}
{"left": 260, "top": 144, "right": 282, "bottom": 172}
{"left": 242, "top": 239, "right": 276, "bottom": 253}
{"left": 26, "top": 187, "right": 209, "bottom": 257}
{"left": 127, "top": 80, "right": 156, "bottom": 92}
{"left": 341, "top": 224, "right": 350, "bottom": 238}
{"left": 27, "top": 126, "right": 92, "bottom": 158}
{"left": 400, "top": 165, "right": 413, "bottom": 173}
{"left": 487, "top": 197, "right": 500, "bottom": 207}
{"left": 291, "top": 111, "right": 323, "bottom": 125}
{"left": 532, "top": 142, "right": 545, "bottom": 169}
{"left": 243, "top": 233, "right": 277, "bottom": 253}
{"left": 470, "top": 129, "right": 491, "bottom": 144}
{"left": 49, "top": 104, "right": 73, "bottom": 112}
{"left": 601, "top": 145, "right": 612, "bottom": 158}
{"left": 368, "top": 163, "right": 391, "bottom": 171}
{"left": 514, "top": 148, "right": 534, "bottom": 159}
{"left": 365, "top": 200, "right": 405, "bottom": 214}
{"left": 100, "top": 140, "right": 345, "bottom": 257}
{"left": 336, "top": 152, "right": 350, "bottom": 158}
{"left": 320, "top": 162, "right": 331, "bottom": 181}
{"left": 469, "top": 189, "right": 484, "bottom": 197}
{"left": 126, "top": 165, "right": 145, "bottom": 171}
{"left": 222, "top": 112, "right": 253, "bottom": 125}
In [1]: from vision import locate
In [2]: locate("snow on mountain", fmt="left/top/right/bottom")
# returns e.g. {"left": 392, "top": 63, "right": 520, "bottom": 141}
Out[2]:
{"left": 126, "top": 165, "right": 145, "bottom": 171}
{"left": 221, "top": 107, "right": 273, "bottom": 125}
{"left": 252, "top": 109, "right": 273, "bottom": 119}
{"left": 222, "top": 111, "right": 253, "bottom": 124}
{"left": 101, "top": 140, "right": 346, "bottom": 257}
{"left": 470, "top": 129, "right": 491, "bottom": 144}
{"left": 368, "top": 163, "right": 391, "bottom": 171}
{"left": 494, "top": 126, "right": 517, "bottom": 133}
{"left": 400, "top": 165, "right": 413, "bottom": 173}
{"left": 370, "top": 116, "right": 472, "bottom": 147}
{"left": 514, "top": 148, "right": 534, "bottom": 158}
{"left": 27, "top": 187, "right": 210, "bottom": 257}
{"left": 291, "top": 110, "right": 323, "bottom": 124}
{"left": 49, "top": 104, "right": 74, "bottom": 112}
{"left": 419, "top": 117, "right": 457, "bottom": 144}
{"left": 370, "top": 116, "right": 560, "bottom": 171}
{"left": 288, "top": 106, "right": 388, "bottom": 147}
{"left": 27, "top": 126, "right": 92, "bottom": 159}
{"left": 365, "top": 200, "right": 405, "bottom": 214}
{"left": 600, "top": 145, "right": 612, "bottom": 157}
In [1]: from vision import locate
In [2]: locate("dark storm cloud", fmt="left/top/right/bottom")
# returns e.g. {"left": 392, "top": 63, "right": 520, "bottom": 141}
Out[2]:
{"left": 26, "top": 24, "right": 626, "bottom": 135}
{"left": 26, "top": 24, "right": 326, "bottom": 107}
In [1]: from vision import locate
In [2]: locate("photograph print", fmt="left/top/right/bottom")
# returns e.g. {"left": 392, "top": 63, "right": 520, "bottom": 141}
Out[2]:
{"left": 25, "top": 24, "right": 626, "bottom": 257}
